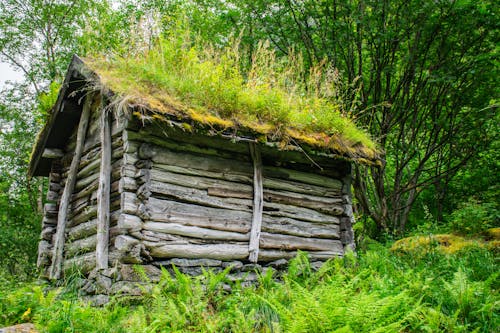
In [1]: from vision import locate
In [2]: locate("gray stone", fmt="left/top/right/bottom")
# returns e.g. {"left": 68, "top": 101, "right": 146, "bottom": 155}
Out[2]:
{"left": 267, "top": 259, "right": 288, "bottom": 269}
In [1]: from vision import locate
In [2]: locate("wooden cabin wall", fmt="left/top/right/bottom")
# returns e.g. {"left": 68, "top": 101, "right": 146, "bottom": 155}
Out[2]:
{"left": 119, "top": 122, "right": 356, "bottom": 278}
{"left": 37, "top": 96, "right": 127, "bottom": 277}
{"left": 37, "top": 163, "right": 62, "bottom": 276}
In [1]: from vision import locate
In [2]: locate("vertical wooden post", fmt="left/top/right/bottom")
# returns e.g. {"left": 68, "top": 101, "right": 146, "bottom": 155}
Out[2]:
{"left": 49, "top": 94, "right": 92, "bottom": 280}
{"left": 96, "top": 97, "right": 112, "bottom": 270}
{"left": 248, "top": 142, "right": 263, "bottom": 263}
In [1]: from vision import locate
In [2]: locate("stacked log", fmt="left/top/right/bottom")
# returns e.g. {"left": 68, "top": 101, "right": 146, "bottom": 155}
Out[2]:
{"left": 115, "top": 126, "right": 352, "bottom": 277}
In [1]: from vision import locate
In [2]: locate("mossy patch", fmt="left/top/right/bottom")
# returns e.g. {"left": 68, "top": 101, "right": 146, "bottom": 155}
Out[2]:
{"left": 391, "top": 234, "right": 498, "bottom": 255}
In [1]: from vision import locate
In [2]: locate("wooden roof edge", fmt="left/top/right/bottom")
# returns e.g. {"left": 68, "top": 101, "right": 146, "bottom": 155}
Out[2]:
{"left": 28, "top": 55, "right": 98, "bottom": 177}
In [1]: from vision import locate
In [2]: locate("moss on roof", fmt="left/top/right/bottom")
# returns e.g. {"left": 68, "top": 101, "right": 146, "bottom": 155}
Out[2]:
{"left": 83, "top": 38, "right": 381, "bottom": 165}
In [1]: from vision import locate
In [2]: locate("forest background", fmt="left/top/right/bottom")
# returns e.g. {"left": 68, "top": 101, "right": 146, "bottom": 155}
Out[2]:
{"left": 0, "top": 0, "right": 498, "bottom": 331}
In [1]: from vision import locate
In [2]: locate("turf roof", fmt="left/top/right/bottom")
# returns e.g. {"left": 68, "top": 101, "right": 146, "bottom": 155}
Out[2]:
{"left": 84, "top": 54, "right": 382, "bottom": 166}
{"left": 30, "top": 51, "right": 382, "bottom": 177}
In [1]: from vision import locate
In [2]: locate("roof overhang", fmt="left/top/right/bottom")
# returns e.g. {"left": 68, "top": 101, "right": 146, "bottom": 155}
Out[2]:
{"left": 28, "top": 55, "right": 98, "bottom": 177}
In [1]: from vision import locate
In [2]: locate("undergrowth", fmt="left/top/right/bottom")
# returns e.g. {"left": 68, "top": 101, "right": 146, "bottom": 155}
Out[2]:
{"left": 1, "top": 242, "right": 497, "bottom": 332}
{"left": 86, "top": 21, "right": 378, "bottom": 160}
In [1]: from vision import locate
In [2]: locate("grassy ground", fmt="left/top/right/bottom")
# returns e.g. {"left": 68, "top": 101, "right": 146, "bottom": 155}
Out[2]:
{"left": 1, "top": 238, "right": 498, "bottom": 333}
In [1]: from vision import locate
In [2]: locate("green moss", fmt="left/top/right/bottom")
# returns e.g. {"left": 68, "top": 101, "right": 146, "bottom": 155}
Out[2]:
{"left": 85, "top": 30, "right": 381, "bottom": 163}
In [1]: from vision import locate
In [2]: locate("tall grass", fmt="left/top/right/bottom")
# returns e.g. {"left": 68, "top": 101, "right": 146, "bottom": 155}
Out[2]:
{"left": 87, "top": 22, "right": 377, "bottom": 156}
{"left": 1, "top": 242, "right": 497, "bottom": 332}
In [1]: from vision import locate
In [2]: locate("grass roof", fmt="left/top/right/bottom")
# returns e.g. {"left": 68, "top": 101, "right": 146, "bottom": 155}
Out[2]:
{"left": 85, "top": 33, "right": 381, "bottom": 165}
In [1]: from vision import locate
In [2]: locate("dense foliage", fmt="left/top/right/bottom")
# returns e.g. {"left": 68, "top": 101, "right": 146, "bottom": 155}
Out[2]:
{"left": 0, "top": 0, "right": 498, "bottom": 331}
{"left": 1, "top": 244, "right": 498, "bottom": 332}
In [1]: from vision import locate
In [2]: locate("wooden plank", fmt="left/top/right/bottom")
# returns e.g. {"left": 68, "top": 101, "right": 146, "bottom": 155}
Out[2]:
{"left": 49, "top": 94, "right": 92, "bottom": 280}
{"left": 42, "top": 148, "right": 64, "bottom": 159}
{"left": 248, "top": 143, "right": 263, "bottom": 263}
{"left": 96, "top": 105, "right": 112, "bottom": 270}
{"left": 143, "top": 222, "right": 249, "bottom": 241}
{"left": 148, "top": 244, "right": 249, "bottom": 260}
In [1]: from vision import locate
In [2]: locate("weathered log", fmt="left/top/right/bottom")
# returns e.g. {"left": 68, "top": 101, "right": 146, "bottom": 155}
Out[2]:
{"left": 63, "top": 253, "right": 95, "bottom": 275}
{"left": 263, "top": 178, "right": 340, "bottom": 198}
{"left": 44, "top": 203, "right": 58, "bottom": 218}
{"left": 131, "top": 131, "right": 250, "bottom": 162}
{"left": 120, "top": 164, "right": 137, "bottom": 179}
{"left": 259, "top": 233, "right": 343, "bottom": 252}
{"left": 123, "top": 152, "right": 138, "bottom": 166}
{"left": 149, "top": 167, "right": 252, "bottom": 193}
{"left": 257, "top": 249, "right": 343, "bottom": 262}
{"left": 262, "top": 216, "right": 339, "bottom": 239}
{"left": 50, "top": 94, "right": 92, "bottom": 280}
{"left": 154, "top": 163, "right": 253, "bottom": 184}
{"left": 77, "top": 158, "right": 100, "bottom": 179}
{"left": 42, "top": 216, "right": 57, "bottom": 226}
{"left": 263, "top": 189, "right": 344, "bottom": 215}
{"left": 138, "top": 230, "right": 197, "bottom": 244}
{"left": 67, "top": 219, "right": 97, "bottom": 241}
{"left": 148, "top": 180, "right": 252, "bottom": 211}
{"left": 263, "top": 166, "right": 342, "bottom": 190}
{"left": 249, "top": 143, "right": 263, "bottom": 263}
{"left": 37, "top": 240, "right": 51, "bottom": 267}
{"left": 121, "top": 192, "right": 138, "bottom": 215}
{"left": 143, "top": 222, "right": 249, "bottom": 241}
{"left": 117, "top": 214, "right": 142, "bottom": 232}
{"left": 148, "top": 244, "right": 249, "bottom": 260}
{"left": 49, "top": 181, "right": 61, "bottom": 193}
{"left": 41, "top": 226, "right": 55, "bottom": 241}
{"left": 42, "top": 148, "right": 64, "bottom": 159}
{"left": 119, "top": 176, "right": 137, "bottom": 193}
{"left": 141, "top": 144, "right": 253, "bottom": 175}
{"left": 96, "top": 106, "right": 112, "bottom": 270}
{"left": 207, "top": 185, "right": 344, "bottom": 214}
{"left": 143, "top": 198, "right": 252, "bottom": 233}
{"left": 69, "top": 197, "right": 121, "bottom": 227}
{"left": 264, "top": 202, "right": 343, "bottom": 222}
{"left": 207, "top": 187, "right": 252, "bottom": 199}
{"left": 74, "top": 172, "right": 99, "bottom": 192}
{"left": 66, "top": 235, "right": 96, "bottom": 257}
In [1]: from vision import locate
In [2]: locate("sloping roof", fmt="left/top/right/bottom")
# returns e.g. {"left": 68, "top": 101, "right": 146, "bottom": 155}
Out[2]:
{"left": 29, "top": 56, "right": 382, "bottom": 177}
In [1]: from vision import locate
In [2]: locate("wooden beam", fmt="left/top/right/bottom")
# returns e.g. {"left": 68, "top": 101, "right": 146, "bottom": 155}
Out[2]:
{"left": 49, "top": 94, "right": 92, "bottom": 280}
{"left": 248, "top": 143, "right": 263, "bottom": 263}
{"left": 96, "top": 101, "right": 112, "bottom": 270}
{"left": 42, "top": 148, "right": 64, "bottom": 159}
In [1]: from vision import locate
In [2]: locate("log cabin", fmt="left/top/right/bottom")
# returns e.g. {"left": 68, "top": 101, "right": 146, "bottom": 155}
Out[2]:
{"left": 29, "top": 55, "right": 381, "bottom": 294}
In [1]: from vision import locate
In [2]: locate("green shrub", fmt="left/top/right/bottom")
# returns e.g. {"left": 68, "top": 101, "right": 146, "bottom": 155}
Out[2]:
{"left": 447, "top": 198, "right": 499, "bottom": 234}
